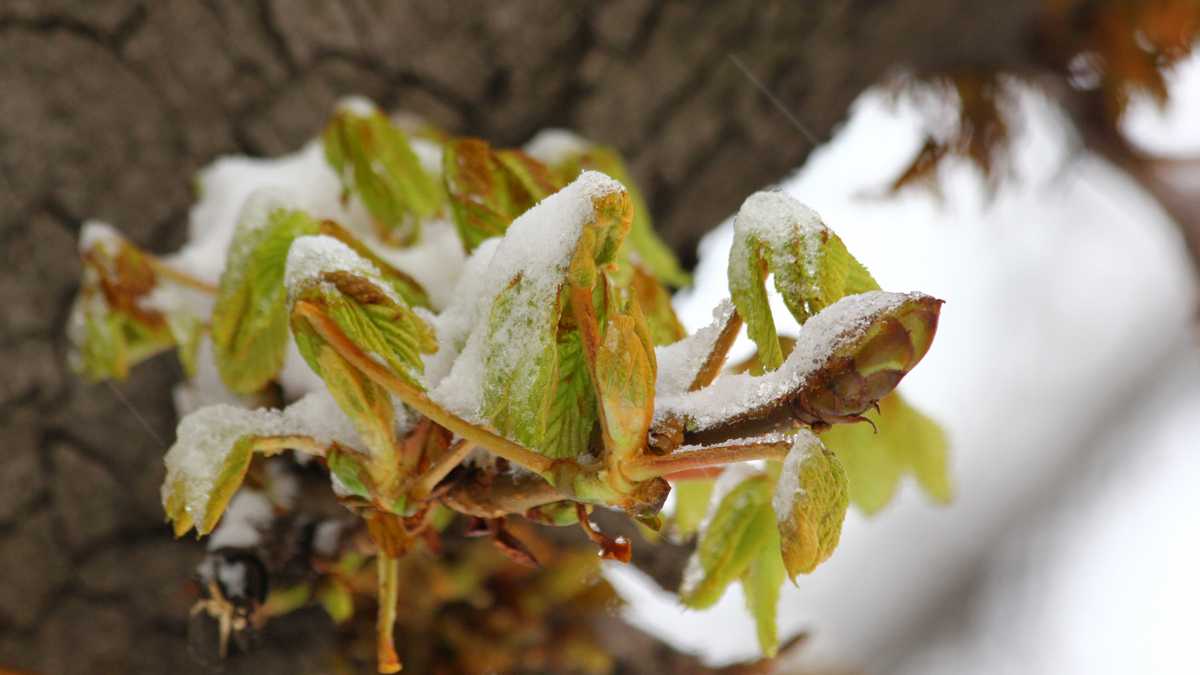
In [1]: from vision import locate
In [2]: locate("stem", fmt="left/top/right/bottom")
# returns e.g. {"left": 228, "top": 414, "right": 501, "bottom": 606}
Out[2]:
{"left": 623, "top": 440, "right": 791, "bottom": 481}
{"left": 294, "top": 302, "right": 555, "bottom": 476}
{"left": 690, "top": 310, "right": 743, "bottom": 391}
{"left": 411, "top": 439, "right": 475, "bottom": 499}
{"left": 145, "top": 255, "right": 218, "bottom": 294}
{"left": 376, "top": 554, "right": 401, "bottom": 674}
{"left": 441, "top": 472, "right": 569, "bottom": 519}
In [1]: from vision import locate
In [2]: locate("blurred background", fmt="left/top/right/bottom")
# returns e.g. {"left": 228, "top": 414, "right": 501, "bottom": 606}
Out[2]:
{"left": 2, "top": 2, "right": 1197, "bottom": 673}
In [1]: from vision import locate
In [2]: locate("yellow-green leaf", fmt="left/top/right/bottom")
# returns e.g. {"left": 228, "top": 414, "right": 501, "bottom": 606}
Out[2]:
{"left": 728, "top": 191, "right": 880, "bottom": 370}
{"left": 822, "top": 392, "right": 952, "bottom": 514}
{"left": 316, "top": 580, "right": 355, "bottom": 624}
{"left": 773, "top": 430, "right": 849, "bottom": 578}
{"left": 671, "top": 479, "right": 714, "bottom": 538}
{"left": 741, "top": 525, "right": 787, "bottom": 657}
{"left": 287, "top": 235, "right": 436, "bottom": 392}
{"left": 682, "top": 473, "right": 774, "bottom": 609}
{"left": 323, "top": 103, "right": 442, "bottom": 245}
{"left": 68, "top": 223, "right": 176, "bottom": 381}
{"left": 211, "top": 200, "right": 320, "bottom": 394}
{"left": 543, "top": 330, "right": 598, "bottom": 459}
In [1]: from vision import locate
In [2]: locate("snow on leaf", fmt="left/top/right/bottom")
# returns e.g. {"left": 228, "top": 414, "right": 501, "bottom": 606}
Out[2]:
{"left": 432, "top": 171, "right": 629, "bottom": 459}
{"left": 822, "top": 391, "right": 952, "bottom": 514}
{"left": 728, "top": 191, "right": 880, "bottom": 371}
{"left": 773, "top": 430, "right": 849, "bottom": 578}
{"left": 161, "top": 393, "right": 363, "bottom": 537}
{"left": 681, "top": 472, "right": 775, "bottom": 609}
{"left": 655, "top": 291, "right": 941, "bottom": 435}
{"left": 322, "top": 101, "right": 443, "bottom": 245}
{"left": 211, "top": 192, "right": 321, "bottom": 394}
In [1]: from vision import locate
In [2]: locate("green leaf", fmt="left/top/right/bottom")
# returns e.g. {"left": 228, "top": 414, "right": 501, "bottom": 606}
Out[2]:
{"left": 822, "top": 392, "right": 952, "bottom": 514}
{"left": 546, "top": 142, "right": 690, "bottom": 287}
{"left": 288, "top": 235, "right": 437, "bottom": 392}
{"left": 323, "top": 104, "right": 443, "bottom": 245}
{"left": 671, "top": 479, "right": 714, "bottom": 538}
{"left": 543, "top": 331, "right": 598, "bottom": 459}
{"left": 211, "top": 203, "right": 320, "bottom": 394}
{"left": 68, "top": 225, "right": 176, "bottom": 381}
{"left": 682, "top": 473, "right": 775, "bottom": 608}
{"left": 161, "top": 405, "right": 322, "bottom": 538}
{"left": 593, "top": 291, "right": 656, "bottom": 469}
{"left": 728, "top": 191, "right": 880, "bottom": 370}
{"left": 443, "top": 139, "right": 560, "bottom": 251}
{"left": 773, "top": 431, "right": 849, "bottom": 579}
{"left": 741, "top": 525, "right": 787, "bottom": 657}
{"left": 476, "top": 174, "right": 634, "bottom": 459}
{"left": 316, "top": 580, "right": 355, "bottom": 624}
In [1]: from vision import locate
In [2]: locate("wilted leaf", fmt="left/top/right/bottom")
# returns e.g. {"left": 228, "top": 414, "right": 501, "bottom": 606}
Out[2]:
{"left": 773, "top": 430, "right": 849, "bottom": 578}
{"left": 728, "top": 191, "right": 879, "bottom": 371}
{"left": 822, "top": 392, "right": 952, "bottom": 513}
{"left": 211, "top": 199, "right": 321, "bottom": 393}
{"left": 323, "top": 103, "right": 443, "bottom": 245}
{"left": 682, "top": 473, "right": 775, "bottom": 608}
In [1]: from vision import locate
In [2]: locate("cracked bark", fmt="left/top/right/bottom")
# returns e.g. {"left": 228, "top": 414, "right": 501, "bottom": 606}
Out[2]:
{"left": 0, "top": 1, "right": 1043, "bottom": 672}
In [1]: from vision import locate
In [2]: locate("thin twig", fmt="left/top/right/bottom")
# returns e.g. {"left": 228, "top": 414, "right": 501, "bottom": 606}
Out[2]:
{"left": 624, "top": 439, "right": 791, "bottom": 481}
{"left": 145, "top": 255, "right": 218, "bottom": 294}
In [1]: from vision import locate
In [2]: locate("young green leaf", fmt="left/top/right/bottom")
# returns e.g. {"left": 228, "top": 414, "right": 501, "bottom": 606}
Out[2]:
{"left": 161, "top": 401, "right": 349, "bottom": 537}
{"left": 741, "top": 524, "right": 787, "bottom": 657}
{"left": 728, "top": 191, "right": 880, "bottom": 370}
{"left": 681, "top": 472, "right": 775, "bottom": 609}
{"left": 211, "top": 195, "right": 321, "bottom": 393}
{"left": 592, "top": 289, "right": 657, "bottom": 482}
{"left": 323, "top": 102, "right": 443, "bottom": 245}
{"left": 822, "top": 392, "right": 952, "bottom": 514}
{"left": 773, "top": 430, "right": 849, "bottom": 578}
{"left": 68, "top": 223, "right": 178, "bottom": 381}
{"left": 286, "top": 235, "right": 437, "bottom": 391}
{"left": 671, "top": 478, "right": 715, "bottom": 538}
{"left": 467, "top": 172, "right": 632, "bottom": 460}
{"left": 543, "top": 331, "right": 598, "bottom": 459}
{"left": 443, "top": 138, "right": 560, "bottom": 251}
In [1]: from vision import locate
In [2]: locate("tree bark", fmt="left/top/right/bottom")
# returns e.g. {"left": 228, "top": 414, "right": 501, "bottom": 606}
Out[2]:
{"left": 0, "top": 1, "right": 1042, "bottom": 673}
